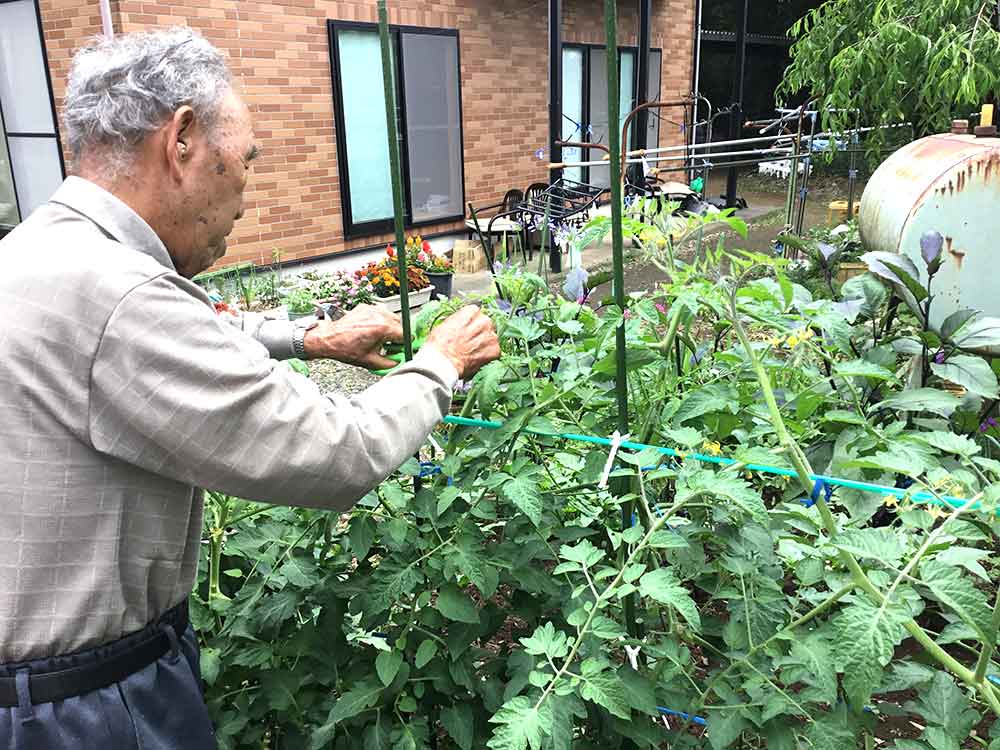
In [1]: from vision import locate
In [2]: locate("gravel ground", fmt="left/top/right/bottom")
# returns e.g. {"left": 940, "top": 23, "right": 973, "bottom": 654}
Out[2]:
{"left": 307, "top": 358, "right": 378, "bottom": 396}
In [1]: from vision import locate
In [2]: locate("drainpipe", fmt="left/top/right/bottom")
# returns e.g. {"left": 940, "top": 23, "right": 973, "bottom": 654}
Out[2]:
{"left": 99, "top": 0, "right": 114, "bottom": 37}
{"left": 725, "top": 0, "right": 748, "bottom": 208}
{"left": 690, "top": 0, "right": 703, "bottom": 180}
{"left": 634, "top": 0, "right": 651, "bottom": 152}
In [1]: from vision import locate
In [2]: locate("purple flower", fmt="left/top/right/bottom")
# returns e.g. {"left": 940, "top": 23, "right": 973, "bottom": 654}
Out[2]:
{"left": 920, "top": 231, "right": 944, "bottom": 266}
{"left": 933, "top": 349, "right": 946, "bottom": 365}
{"left": 655, "top": 303, "right": 667, "bottom": 314}
{"left": 453, "top": 379, "right": 472, "bottom": 394}
{"left": 497, "top": 299, "right": 513, "bottom": 314}
{"left": 622, "top": 309, "right": 633, "bottom": 320}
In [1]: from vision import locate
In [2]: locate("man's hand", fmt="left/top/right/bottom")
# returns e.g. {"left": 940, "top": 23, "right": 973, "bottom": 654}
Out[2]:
{"left": 303, "top": 304, "right": 403, "bottom": 370}
{"left": 424, "top": 305, "right": 501, "bottom": 378}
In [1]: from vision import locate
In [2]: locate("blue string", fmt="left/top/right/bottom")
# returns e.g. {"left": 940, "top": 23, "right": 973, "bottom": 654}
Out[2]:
{"left": 657, "top": 706, "right": 707, "bottom": 726}
{"left": 801, "top": 478, "right": 834, "bottom": 508}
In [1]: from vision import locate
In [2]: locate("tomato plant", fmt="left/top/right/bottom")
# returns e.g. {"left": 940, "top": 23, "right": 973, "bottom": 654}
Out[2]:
{"left": 194, "top": 202, "right": 1000, "bottom": 749}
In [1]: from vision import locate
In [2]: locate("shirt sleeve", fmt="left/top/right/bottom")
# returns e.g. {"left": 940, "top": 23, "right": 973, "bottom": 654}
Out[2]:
{"left": 230, "top": 311, "right": 296, "bottom": 360}
{"left": 88, "top": 273, "right": 457, "bottom": 510}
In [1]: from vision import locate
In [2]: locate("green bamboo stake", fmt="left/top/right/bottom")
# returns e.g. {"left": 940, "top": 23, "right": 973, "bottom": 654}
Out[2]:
{"left": 377, "top": 0, "right": 412, "bottom": 360}
{"left": 603, "top": 0, "right": 638, "bottom": 641}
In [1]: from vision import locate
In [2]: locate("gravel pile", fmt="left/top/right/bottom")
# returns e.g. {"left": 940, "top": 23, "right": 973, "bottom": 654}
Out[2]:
{"left": 307, "top": 358, "right": 379, "bottom": 396}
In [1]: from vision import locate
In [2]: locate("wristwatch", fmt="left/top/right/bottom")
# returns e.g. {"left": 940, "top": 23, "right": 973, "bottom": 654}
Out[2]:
{"left": 292, "top": 320, "right": 319, "bottom": 359}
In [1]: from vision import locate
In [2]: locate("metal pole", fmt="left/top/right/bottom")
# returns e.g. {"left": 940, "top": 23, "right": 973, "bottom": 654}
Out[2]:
{"left": 725, "top": 0, "right": 749, "bottom": 208}
{"left": 635, "top": 0, "right": 651, "bottom": 152}
{"left": 377, "top": 0, "right": 412, "bottom": 360}
{"left": 690, "top": 0, "right": 704, "bottom": 183}
{"left": 605, "top": 0, "right": 636, "bottom": 641}
{"left": 548, "top": 0, "right": 563, "bottom": 273}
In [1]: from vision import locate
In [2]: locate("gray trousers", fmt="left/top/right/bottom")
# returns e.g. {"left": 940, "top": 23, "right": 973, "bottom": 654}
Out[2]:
{"left": 0, "top": 613, "right": 215, "bottom": 749}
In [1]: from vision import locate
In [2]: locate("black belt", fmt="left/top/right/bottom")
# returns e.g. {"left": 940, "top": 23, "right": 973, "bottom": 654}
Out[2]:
{"left": 0, "top": 602, "right": 189, "bottom": 707}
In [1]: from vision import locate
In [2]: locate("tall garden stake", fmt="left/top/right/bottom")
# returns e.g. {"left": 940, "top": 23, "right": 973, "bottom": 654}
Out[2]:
{"left": 604, "top": 0, "right": 638, "bottom": 640}
{"left": 378, "top": 0, "right": 412, "bottom": 360}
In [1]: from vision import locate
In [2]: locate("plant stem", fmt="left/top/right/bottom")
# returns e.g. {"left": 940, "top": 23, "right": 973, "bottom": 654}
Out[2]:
{"left": 973, "top": 585, "right": 1000, "bottom": 683}
{"left": 533, "top": 495, "right": 694, "bottom": 714}
{"left": 728, "top": 284, "right": 979, "bottom": 689}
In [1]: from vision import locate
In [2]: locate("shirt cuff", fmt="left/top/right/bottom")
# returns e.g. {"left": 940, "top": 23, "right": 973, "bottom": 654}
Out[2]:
{"left": 255, "top": 319, "right": 297, "bottom": 360}
{"left": 397, "top": 344, "right": 460, "bottom": 388}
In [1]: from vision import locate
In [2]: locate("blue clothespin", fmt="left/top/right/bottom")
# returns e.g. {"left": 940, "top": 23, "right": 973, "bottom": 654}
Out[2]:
{"left": 801, "top": 478, "right": 833, "bottom": 508}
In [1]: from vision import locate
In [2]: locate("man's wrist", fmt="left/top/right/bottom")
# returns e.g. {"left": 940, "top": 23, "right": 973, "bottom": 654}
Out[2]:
{"left": 292, "top": 321, "right": 320, "bottom": 359}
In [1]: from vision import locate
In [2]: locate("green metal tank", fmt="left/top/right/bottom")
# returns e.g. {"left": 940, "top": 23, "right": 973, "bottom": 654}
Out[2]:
{"left": 858, "top": 133, "right": 1000, "bottom": 332}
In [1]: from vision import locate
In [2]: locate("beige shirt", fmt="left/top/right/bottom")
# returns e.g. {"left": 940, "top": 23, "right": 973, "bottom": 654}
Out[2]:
{"left": 0, "top": 177, "right": 457, "bottom": 663}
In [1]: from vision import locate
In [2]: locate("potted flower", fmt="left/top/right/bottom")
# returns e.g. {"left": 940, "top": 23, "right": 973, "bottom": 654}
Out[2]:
{"left": 283, "top": 287, "right": 317, "bottom": 321}
{"left": 355, "top": 246, "right": 433, "bottom": 312}
{"left": 303, "top": 270, "right": 375, "bottom": 319}
{"left": 408, "top": 236, "right": 454, "bottom": 300}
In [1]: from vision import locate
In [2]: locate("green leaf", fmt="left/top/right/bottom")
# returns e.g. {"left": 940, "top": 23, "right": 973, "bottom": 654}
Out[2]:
{"left": 776, "top": 632, "right": 838, "bottom": 705}
{"left": 619, "top": 667, "right": 659, "bottom": 717}
{"left": 939, "top": 309, "right": 979, "bottom": 341}
{"left": 520, "top": 622, "right": 570, "bottom": 660}
{"left": 951, "top": 315, "right": 1000, "bottom": 350}
{"left": 436, "top": 583, "right": 480, "bottom": 624}
{"left": 931, "top": 354, "right": 999, "bottom": 398}
{"left": 915, "top": 431, "right": 981, "bottom": 458}
{"left": 436, "top": 486, "right": 461, "bottom": 516}
{"left": 834, "top": 359, "right": 896, "bottom": 381}
{"left": 376, "top": 650, "right": 403, "bottom": 686}
{"left": 833, "top": 528, "right": 907, "bottom": 563}
{"left": 558, "top": 539, "right": 605, "bottom": 567}
{"left": 415, "top": 639, "right": 438, "bottom": 669}
{"left": 679, "top": 471, "right": 768, "bottom": 524}
{"left": 350, "top": 515, "right": 377, "bottom": 559}
{"left": 312, "top": 681, "right": 384, "bottom": 748}
{"left": 919, "top": 559, "right": 992, "bottom": 639}
{"left": 804, "top": 705, "right": 858, "bottom": 750}
{"left": 674, "top": 384, "right": 738, "bottom": 424}
{"left": 877, "top": 388, "right": 961, "bottom": 417}
{"left": 453, "top": 534, "right": 499, "bottom": 598}
{"left": 707, "top": 709, "right": 749, "bottom": 749}
{"left": 502, "top": 474, "right": 543, "bottom": 526}
{"left": 905, "top": 671, "right": 980, "bottom": 739}
{"left": 441, "top": 704, "right": 475, "bottom": 750}
{"left": 833, "top": 598, "right": 910, "bottom": 710}
{"left": 579, "top": 669, "right": 631, "bottom": 720}
{"left": 487, "top": 695, "right": 552, "bottom": 750}
{"left": 256, "top": 589, "right": 299, "bottom": 631}
{"left": 200, "top": 646, "right": 221, "bottom": 685}
{"left": 638, "top": 568, "right": 701, "bottom": 630}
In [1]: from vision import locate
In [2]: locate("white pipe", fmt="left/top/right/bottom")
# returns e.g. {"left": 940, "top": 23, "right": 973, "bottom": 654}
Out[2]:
{"left": 629, "top": 132, "right": 805, "bottom": 156}
{"left": 690, "top": 0, "right": 703, "bottom": 153}
{"left": 99, "top": 0, "right": 114, "bottom": 37}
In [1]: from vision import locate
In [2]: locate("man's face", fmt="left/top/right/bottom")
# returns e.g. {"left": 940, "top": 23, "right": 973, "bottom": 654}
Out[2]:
{"left": 172, "top": 89, "right": 259, "bottom": 277}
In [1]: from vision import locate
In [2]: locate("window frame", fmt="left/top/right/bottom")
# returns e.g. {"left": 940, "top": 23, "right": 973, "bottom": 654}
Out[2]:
{"left": 327, "top": 20, "right": 466, "bottom": 240}
{"left": 0, "top": 0, "right": 66, "bottom": 236}
{"left": 562, "top": 42, "right": 663, "bottom": 186}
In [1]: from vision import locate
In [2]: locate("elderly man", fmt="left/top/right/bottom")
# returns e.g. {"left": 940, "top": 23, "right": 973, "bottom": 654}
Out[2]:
{"left": 0, "top": 27, "right": 499, "bottom": 749}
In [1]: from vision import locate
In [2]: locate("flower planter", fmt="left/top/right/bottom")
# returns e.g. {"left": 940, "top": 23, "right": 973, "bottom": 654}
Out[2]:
{"left": 375, "top": 286, "right": 434, "bottom": 312}
{"left": 426, "top": 272, "right": 454, "bottom": 300}
{"left": 835, "top": 262, "right": 867, "bottom": 285}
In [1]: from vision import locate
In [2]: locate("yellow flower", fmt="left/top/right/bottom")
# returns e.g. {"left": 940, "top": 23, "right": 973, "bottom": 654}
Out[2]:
{"left": 676, "top": 451, "right": 687, "bottom": 461}
{"left": 883, "top": 494, "right": 899, "bottom": 509}
{"left": 786, "top": 335, "right": 800, "bottom": 348}
{"left": 702, "top": 441, "right": 722, "bottom": 456}
{"left": 768, "top": 336, "right": 785, "bottom": 348}
{"left": 925, "top": 505, "right": 946, "bottom": 519}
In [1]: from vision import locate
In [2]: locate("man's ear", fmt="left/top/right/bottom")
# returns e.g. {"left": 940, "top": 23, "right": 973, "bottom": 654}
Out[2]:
{"left": 164, "top": 105, "right": 197, "bottom": 181}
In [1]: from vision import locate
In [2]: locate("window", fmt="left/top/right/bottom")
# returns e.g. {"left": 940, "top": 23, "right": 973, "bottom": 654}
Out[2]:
{"left": 0, "top": 0, "right": 64, "bottom": 235}
{"left": 563, "top": 45, "right": 662, "bottom": 189}
{"left": 328, "top": 22, "right": 465, "bottom": 238}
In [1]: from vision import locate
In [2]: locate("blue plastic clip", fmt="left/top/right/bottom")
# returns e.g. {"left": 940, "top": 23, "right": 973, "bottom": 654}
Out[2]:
{"left": 801, "top": 478, "right": 833, "bottom": 508}
{"left": 418, "top": 461, "right": 443, "bottom": 479}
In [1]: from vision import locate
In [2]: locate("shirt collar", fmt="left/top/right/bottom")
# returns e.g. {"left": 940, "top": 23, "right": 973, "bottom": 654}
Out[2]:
{"left": 49, "top": 176, "right": 176, "bottom": 272}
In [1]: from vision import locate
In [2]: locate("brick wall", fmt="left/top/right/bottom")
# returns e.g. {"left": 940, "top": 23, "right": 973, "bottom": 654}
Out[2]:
{"left": 37, "top": 0, "right": 694, "bottom": 268}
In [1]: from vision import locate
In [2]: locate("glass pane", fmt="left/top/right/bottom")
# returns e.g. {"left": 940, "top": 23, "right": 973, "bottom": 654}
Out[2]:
{"left": 0, "top": 113, "right": 20, "bottom": 227}
{"left": 401, "top": 33, "right": 463, "bottom": 223}
{"left": 647, "top": 51, "right": 662, "bottom": 149}
{"left": 561, "top": 48, "right": 584, "bottom": 183}
{"left": 588, "top": 48, "right": 610, "bottom": 189}
{"left": 0, "top": 0, "right": 56, "bottom": 134}
{"left": 338, "top": 29, "right": 393, "bottom": 224}
{"left": 8, "top": 136, "right": 62, "bottom": 217}
{"left": 619, "top": 50, "right": 635, "bottom": 152}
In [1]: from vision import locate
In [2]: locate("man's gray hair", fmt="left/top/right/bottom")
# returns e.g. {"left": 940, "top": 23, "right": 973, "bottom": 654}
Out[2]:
{"left": 63, "top": 28, "right": 232, "bottom": 174}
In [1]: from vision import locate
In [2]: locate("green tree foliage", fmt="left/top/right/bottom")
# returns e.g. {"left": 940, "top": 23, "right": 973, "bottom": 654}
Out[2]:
{"left": 781, "top": 0, "right": 1000, "bottom": 144}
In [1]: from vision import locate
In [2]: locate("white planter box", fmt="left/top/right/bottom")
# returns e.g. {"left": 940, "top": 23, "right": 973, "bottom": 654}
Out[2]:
{"left": 375, "top": 286, "right": 433, "bottom": 312}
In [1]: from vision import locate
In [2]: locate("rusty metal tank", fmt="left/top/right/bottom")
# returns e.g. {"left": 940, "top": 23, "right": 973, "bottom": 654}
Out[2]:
{"left": 858, "top": 133, "right": 1000, "bottom": 330}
